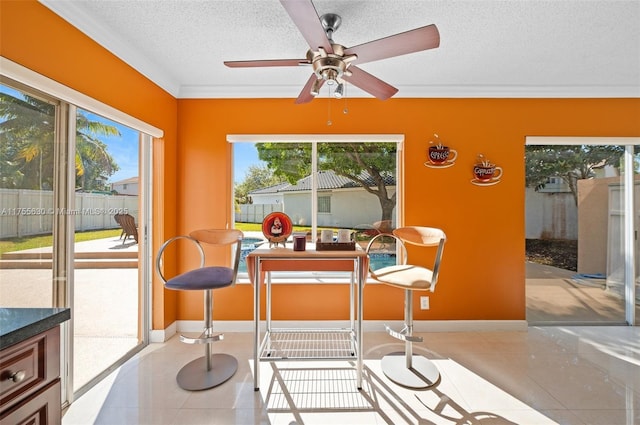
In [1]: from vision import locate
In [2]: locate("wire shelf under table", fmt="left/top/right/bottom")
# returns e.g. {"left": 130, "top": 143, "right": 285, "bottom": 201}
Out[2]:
{"left": 260, "top": 329, "right": 357, "bottom": 361}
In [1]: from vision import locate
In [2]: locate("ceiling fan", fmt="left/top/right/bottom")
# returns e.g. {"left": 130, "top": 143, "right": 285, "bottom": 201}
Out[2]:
{"left": 224, "top": 0, "right": 440, "bottom": 104}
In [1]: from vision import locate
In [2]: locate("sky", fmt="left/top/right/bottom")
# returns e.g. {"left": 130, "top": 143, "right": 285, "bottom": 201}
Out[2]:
{"left": 233, "top": 143, "right": 262, "bottom": 184}
{"left": 83, "top": 111, "right": 139, "bottom": 183}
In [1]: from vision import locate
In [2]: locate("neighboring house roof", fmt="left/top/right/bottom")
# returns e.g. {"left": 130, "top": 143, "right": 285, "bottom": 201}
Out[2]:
{"left": 111, "top": 176, "right": 138, "bottom": 185}
{"left": 249, "top": 170, "right": 395, "bottom": 195}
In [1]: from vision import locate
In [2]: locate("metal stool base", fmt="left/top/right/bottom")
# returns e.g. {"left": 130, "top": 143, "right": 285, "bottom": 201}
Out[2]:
{"left": 381, "top": 352, "right": 440, "bottom": 390}
{"left": 176, "top": 353, "right": 238, "bottom": 391}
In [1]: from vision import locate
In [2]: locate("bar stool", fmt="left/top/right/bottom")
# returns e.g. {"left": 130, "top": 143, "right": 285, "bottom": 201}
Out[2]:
{"left": 366, "top": 226, "right": 446, "bottom": 389}
{"left": 156, "top": 229, "right": 243, "bottom": 390}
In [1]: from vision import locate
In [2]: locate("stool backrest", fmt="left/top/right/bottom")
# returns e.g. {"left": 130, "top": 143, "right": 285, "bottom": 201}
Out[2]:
{"left": 156, "top": 229, "right": 244, "bottom": 287}
{"left": 190, "top": 229, "right": 243, "bottom": 246}
{"left": 393, "top": 226, "right": 446, "bottom": 291}
{"left": 190, "top": 229, "right": 244, "bottom": 285}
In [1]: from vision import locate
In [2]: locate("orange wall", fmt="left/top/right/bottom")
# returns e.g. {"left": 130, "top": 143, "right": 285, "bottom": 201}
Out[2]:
{"left": 177, "top": 98, "right": 640, "bottom": 322}
{"left": 3, "top": 1, "right": 640, "bottom": 327}
{"left": 0, "top": 0, "right": 179, "bottom": 329}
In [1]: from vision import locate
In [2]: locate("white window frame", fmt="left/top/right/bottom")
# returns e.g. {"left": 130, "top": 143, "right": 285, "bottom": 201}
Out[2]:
{"left": 228, "top": 134, "right": 404, "bottom": 283}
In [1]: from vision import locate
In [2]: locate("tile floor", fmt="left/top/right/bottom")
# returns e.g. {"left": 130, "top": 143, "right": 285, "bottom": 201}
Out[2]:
{"left": 62, "top": 326, "right": 640, "bottom": 425}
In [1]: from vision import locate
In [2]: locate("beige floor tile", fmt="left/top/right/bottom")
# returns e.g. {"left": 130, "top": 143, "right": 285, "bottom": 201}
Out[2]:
{"left": 63, "top": 325, "right": 640, "bottom": 425}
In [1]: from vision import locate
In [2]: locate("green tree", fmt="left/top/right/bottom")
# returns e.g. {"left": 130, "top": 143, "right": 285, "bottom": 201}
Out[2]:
{"left": 235, "top": 164, "right": 287, "bottom": 205}
{"left": 256, "top": 142, "right": 397, "bottom": 222}
{"left": 525, "top": 145, "right": 624, "bottom": 205}
{"left": 0, "top": 91, "right": 55, "bottom": 189}
{"left": 0, "top": 90, "right": 120, "bottom": 191}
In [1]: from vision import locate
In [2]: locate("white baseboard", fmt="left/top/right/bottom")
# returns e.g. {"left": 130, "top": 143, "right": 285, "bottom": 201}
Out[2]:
{"left": 149, "top": 321, "right": 176, "bottom": 343}
{"left": 152, "top": 319, "right": 527, "bottom": 341}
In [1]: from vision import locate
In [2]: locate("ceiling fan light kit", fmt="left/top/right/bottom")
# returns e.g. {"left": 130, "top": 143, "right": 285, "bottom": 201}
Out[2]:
{"left": 224, "top": 0, "right": 440, "bottom": 104}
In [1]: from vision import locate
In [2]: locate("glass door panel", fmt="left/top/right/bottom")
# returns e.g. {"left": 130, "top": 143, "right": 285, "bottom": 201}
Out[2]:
{"left": 72, "top": 109, "right": 141, "bottom": 392}
{"left": 636, "top": 145, "right": 639, "bottom": 326}
{"left": 0, "top": 84, "right": 56, "bottom": 308}
{"left": 603, "top": 148, "right": 636, "bottom": 324}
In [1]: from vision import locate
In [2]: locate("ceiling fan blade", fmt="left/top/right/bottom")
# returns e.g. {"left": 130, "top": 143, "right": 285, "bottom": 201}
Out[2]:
{"left": 342, "top": 66, "right": 398, "bottom": 100}
{"left": 224, "top": 59, "right": 309, "bottom": 68}
{"left": 295, "top": 73, "right": 323, "bottom": 104}
{"left": 280, "top": 0, "right": 333, "bottom": 53}
{"left": 344, "top": 24, "right": 440, "bottom": 65}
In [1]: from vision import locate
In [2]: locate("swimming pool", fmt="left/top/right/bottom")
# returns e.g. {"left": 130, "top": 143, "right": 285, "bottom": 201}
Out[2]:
{"left": 369, "top": 253, "right": 397, "bottom": 270}
{"left": 239, "top": 237, "right": 266, "bottom": 273}
{"left": 238, "top": 243, "right": 396, "bottom": 274}
{"left": 241, "top": 237, "right": 265, "bottom": 249}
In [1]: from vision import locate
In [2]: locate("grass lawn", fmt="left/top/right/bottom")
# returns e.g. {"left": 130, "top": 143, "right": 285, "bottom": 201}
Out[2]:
{"left": 1, "top": 223, "right": 358, "bottom": 255}
{"left": 0, "top": 229, "right": 121, "bottom": 255}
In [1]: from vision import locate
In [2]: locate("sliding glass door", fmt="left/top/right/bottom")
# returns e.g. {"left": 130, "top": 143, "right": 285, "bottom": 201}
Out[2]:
{"left": 525, "top": 137, "right": 638, "bottom": 325}
{"left": 1, "top": 77, "right": 152, "bottom": 404}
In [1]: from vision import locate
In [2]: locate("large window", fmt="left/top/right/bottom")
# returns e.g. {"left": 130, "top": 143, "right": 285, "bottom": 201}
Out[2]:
{"left": 232, "top": 135, "right": 401, "bottom": 279}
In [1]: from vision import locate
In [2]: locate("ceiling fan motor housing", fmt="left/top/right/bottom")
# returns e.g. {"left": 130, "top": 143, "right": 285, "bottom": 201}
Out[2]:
{"left": 307, "top": 44, "right": 355, "bottom": 83}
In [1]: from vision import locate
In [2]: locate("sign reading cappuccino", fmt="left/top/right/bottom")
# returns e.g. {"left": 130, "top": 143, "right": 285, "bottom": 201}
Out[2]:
{"left": 472, "top": 154, "right": 503, "bottom": 184}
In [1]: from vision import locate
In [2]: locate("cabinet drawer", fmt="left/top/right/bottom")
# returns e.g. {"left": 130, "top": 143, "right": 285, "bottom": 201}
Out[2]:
{"left": 0, "top": 327, "right": 60, "bottom": 411}
{"left": 0, "top": 379, "right": 61, "bottom": 425}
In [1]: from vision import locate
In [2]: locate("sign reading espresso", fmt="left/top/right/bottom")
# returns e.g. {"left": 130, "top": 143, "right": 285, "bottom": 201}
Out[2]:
{"left": 426, "top": 134, "right": 457, "bottom": 167}
{"left": 428, "top": 145, "right": 457, "bottom": 164}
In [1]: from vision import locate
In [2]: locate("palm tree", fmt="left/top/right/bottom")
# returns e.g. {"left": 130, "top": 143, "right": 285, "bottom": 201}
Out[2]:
{"left": 75, "top": 113, "right": 120, "bottom": 191}
{"left": 0, "top": 89, "right": 121, "bottom": 191}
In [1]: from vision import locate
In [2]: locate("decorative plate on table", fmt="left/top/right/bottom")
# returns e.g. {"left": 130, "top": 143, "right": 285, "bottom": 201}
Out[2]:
{"left": 262, "top": 212, "right": 293, "bottom": 248}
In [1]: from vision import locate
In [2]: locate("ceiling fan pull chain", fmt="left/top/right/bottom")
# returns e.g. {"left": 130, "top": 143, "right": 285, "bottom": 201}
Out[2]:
{"left": 327, "top": 86, "right": 332, "bottom": 126}
{"left": 327, "top": 87, "right": 333, "bottom": 125}
{"left": 343, "top": 83, "right": 349, "bottom": 115}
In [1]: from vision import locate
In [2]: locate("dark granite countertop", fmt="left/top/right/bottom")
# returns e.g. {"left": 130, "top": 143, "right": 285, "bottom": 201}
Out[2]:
{"left": 0, "top": 307, "right": 71, "bottom": 350}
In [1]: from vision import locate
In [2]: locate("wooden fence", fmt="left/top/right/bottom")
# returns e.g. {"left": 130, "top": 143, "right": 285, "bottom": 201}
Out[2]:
{"left": 0, "top": 189, "right": 138, "bottom": 238}
{"left": 235, "top": 203, "right": 283, "bottom": 223}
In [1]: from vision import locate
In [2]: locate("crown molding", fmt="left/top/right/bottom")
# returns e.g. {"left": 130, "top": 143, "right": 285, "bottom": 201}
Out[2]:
{"left": 178, "top": 83, "right": 640, "bottom": 99}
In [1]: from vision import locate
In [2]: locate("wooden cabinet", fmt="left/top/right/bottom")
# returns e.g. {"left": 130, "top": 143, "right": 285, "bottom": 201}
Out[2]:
{"left": 0, "top": 326, "right": 61, "bottom": 425}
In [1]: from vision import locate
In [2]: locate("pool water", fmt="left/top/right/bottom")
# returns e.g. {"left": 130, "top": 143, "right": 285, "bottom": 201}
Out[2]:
{"left": 369, "top": 253, "right": 397, "bottom": 270}
{"left": 239, "top": 237, "right": 266, "bottom": 273}
{"left": 242, "top": 237, "right": 265, "bottom": 249}
{"left": 238, "top": 243, "right": 396, "bottom": 274}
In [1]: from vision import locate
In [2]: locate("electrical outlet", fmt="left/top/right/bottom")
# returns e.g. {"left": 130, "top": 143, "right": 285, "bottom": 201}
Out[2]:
{"left": 420, "top": 296, "right": 430, "bottom": 310}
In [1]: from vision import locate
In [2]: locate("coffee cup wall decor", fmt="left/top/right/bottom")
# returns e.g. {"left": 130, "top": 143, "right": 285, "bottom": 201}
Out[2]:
{"left": 424, "top": 133, "right": 457, "bottom": 168}
{"left": 472, "top": 154, "right": 503, "bottom": 186}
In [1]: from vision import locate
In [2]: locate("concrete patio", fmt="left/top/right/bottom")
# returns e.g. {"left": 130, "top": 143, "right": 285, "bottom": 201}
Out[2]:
{"left": 0, "top": 236, "right": 140, "bottom": 390}
{"left": 526, "top": 262, "right": 637, "bottom": 324}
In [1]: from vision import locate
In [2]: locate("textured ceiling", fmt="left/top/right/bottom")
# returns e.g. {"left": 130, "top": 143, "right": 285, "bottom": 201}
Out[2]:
{"left": 40, "top": 0, "right": 640, "bottom": 99}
